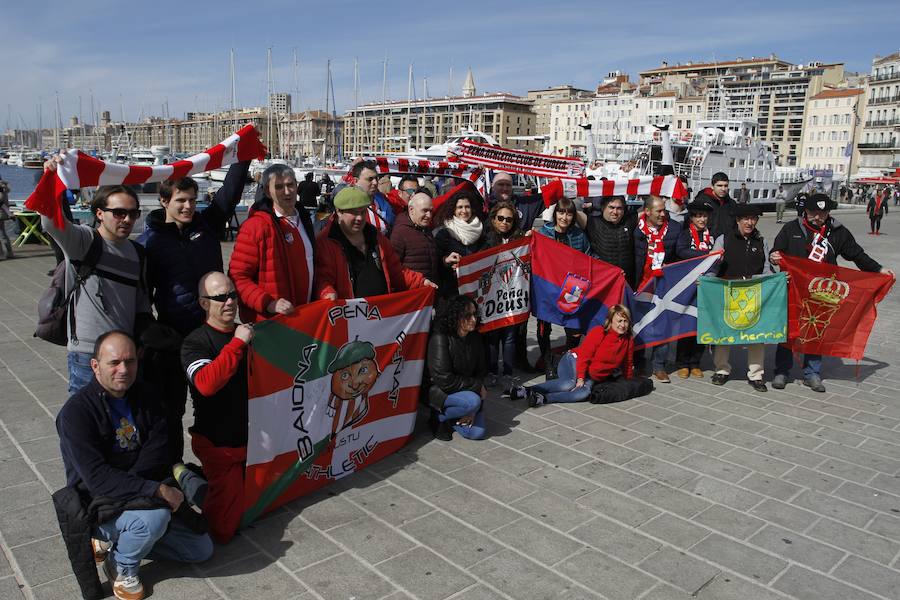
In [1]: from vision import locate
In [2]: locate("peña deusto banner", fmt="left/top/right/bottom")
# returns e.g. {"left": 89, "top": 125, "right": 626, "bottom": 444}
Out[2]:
{"left": 456, "top": 238, "right": 531, "bottom": 332}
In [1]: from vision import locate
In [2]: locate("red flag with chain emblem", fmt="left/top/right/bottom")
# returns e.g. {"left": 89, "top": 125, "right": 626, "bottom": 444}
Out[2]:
{"left": 780, "top": 255, "right": 894, "bottom": 360}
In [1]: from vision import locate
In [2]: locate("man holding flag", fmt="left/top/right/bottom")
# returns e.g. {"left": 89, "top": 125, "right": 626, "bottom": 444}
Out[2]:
{"left": 770, "top": 193, "right": 894, "bottom": 392}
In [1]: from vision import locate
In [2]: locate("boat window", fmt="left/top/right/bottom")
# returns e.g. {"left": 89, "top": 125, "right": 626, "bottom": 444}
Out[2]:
{"left": 729, "top": 158, "right": 736, "bottom": 168}
{"left": 753, "top": 189, "right": 760, "bottom": 199}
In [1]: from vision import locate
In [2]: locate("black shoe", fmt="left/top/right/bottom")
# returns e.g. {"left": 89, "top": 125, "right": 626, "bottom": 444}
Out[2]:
{"left": 527, "top": 390, "right": 545, "bottom": 407}
{"left": 748, "top": 380, "right": 768, "bottom": 392}
{"left": 711, "top": 373, "right": 728, "bottom": 386}
{"left": 771, "top": 374, "right": 787, "bottom": 390}
{"left": 803, "top": 375, "right": 826, "bottom": 393}
{"left": 429, "top": 409, "right": 453, "bottom": 441}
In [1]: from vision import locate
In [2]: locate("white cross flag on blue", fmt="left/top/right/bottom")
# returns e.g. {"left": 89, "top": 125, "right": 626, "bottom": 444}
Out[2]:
{"left": 626, "top": 252, "right": 722, "bottom": 350}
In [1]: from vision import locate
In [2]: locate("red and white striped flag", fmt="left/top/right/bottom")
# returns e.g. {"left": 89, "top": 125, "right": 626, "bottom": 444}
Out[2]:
{"left": 26, "top": 124, "right": 267, "bottom": 229}
{"left": 541, "top": 175, "right": 688, "bottom": 206}
{"left": 457, "top": 238, "right": 531, "bottom": 332}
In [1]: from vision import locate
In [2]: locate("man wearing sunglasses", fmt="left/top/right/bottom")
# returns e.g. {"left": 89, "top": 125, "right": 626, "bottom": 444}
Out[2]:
{"left": 178, "top": 271, "right": 253, "bottom": 544}
{"left": 37, "top": 160, "right": 152, "bottom": 393}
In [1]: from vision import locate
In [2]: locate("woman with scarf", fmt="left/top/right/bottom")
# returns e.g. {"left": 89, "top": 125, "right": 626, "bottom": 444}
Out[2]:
{"left": 535, "top": 198, "right": 592, "bottom": 378}
{"left": 482, "top": 201, "right": 523, "bottom": 387}
{"left": 674, "top": 200, "right": 715, "bottom": 379}
{"left": 434, "top": 190, "right": 486, "bottom": 296}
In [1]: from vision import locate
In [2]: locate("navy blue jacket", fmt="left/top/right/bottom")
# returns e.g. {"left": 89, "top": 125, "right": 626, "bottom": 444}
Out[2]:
{"left": 138, "top": 161, "right": 249, "bottom": 335}
{"left": 56, "top": 378, "right": 170, "bottom": 502}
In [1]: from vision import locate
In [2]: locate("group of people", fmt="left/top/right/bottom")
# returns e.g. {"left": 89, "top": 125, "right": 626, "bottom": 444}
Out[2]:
{"left": 31, "top": 151, "right": 893, "bottom": 599}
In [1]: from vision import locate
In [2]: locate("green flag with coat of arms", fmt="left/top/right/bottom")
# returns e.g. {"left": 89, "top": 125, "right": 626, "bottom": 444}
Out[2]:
{"left": 696, "top": 273, "right": 787, "bottom": 345}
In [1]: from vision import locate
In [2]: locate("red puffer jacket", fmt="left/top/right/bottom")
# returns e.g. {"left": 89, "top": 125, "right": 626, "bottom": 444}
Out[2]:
{"left": 314, "top": 217, "right": 424, "bottom": 300}
{"left": 228, "top": 197, "right": 315, "bottom": 323}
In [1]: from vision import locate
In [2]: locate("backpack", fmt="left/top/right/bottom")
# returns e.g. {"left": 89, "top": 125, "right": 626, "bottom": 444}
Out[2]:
{"left": 34, "top": 230, "right": 146, "bottom": 346}
{"left": 589, "top": 376, "right": 654, "bottom": 404}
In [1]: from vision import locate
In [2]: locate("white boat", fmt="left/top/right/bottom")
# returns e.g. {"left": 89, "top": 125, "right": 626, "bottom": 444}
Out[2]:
{"left": 587, "top": 119, "right": 810, "bottom": 203}
{"left": 5, "top": 151, "right": 24, "bottom": 167}
{"left": 22, "top": 152, "right": 45, "bottom": 169}
{"left": 394, "top": 128, "right": 501, "bottom": 162}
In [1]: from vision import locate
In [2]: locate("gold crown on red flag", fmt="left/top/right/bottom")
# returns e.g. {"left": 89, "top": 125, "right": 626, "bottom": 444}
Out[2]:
{"left": 808, "top": 275, "right": 851, "bottom": 305}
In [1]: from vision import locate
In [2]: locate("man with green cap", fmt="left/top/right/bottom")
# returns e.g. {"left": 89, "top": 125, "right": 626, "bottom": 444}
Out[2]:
{"left": 314, "top": 187, "right": 437, "bottom": 300}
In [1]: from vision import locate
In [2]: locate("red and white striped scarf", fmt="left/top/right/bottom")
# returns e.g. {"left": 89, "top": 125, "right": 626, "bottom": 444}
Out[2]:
{"left": 26, "top": 124, "right": 267, "bottom": 229}
{"left": 343, "top": 156, "right": 486, "bottom": 197}
{"left": 689, "top": 223, "right": 711, "bottom": 251}
{"left": 638, "top": 215, "right": 668, "bottom": 286}
{"left": 541, "top": 175, "right": 687, "bottom": 207}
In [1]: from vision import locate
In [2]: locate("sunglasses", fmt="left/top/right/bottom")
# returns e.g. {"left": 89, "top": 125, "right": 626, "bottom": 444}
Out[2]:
{"left": 400, "top": 187, "right": 419, "bottom": 195}
{"left": 100, "top": 207, "right": 141, "bottom": 220}
{"left": 494, "top": 215, "right": 514, "bottom": 223}
{"left": 200, "top": 290, "right": 238, "bottom": 302}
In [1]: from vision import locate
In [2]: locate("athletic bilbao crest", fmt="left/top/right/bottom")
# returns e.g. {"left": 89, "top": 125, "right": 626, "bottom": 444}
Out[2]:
{"left": 556, "top": 273, "right": 590, "bottom": 314}
{"left": 457, "top": 238, "right": 532, "bottom": 333}
{"left": 798, "top": 275, "right": 850, "bottom": 343}
{"left": 724, "top": 282, "right": 761, "bottom": 330}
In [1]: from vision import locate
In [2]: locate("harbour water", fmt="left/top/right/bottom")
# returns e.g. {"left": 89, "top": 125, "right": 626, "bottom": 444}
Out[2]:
{"left": 0, "top": 164, "right": 44, "bottom": 203}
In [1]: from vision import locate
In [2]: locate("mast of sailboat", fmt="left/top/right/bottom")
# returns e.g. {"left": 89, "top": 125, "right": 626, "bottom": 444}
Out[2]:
{"left": 422, "top": 76, "right": 428, "bottom": 151}
{"left": 448, "top": 66, "right": 453, "bottom": 141}
{"left": 381, "top": 54, "right": 388, "bottom": 154}
{"left": 406, "top": 63, "right": 413, "bottom": 153}
{"left": 353, "top": 57, "right": 360, "bottom": 156}
{"left": 323, "top": 59, "right": 330, "bottom": 162}
{"left": 292, "top": 47, "right": 301, "bottom": 161}
{"left": 54, "top": 91, "right": 62, "bottom": 150}
{"left": 230, "top": 48, "right": 237, "bottom": 122}
{"left": 266, "top": 47, "right": 276, "bottom": 158}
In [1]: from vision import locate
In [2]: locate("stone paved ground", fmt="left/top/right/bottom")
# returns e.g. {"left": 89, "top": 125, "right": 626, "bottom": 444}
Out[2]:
{"left": 2, "top": 208, "right": 900, "bottom": 600}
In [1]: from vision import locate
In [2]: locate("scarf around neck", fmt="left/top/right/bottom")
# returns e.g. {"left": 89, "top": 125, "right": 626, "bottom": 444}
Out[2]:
{"left": 638, "top": 215, "right": 668, "bottom": 285}
{"left": 445, "top": 216, "right": 484, "bottom": 246}
{"left": 689, "top": 223, "right": 711, "bottom": 251}
{"left": 802, "top": 217, "right": 829, "bottom": 263}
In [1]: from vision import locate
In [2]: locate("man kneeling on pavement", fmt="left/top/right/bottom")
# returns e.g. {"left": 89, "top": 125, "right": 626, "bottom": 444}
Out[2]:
{"left": 54, "top": 331, "right": 211, "bottom": 600}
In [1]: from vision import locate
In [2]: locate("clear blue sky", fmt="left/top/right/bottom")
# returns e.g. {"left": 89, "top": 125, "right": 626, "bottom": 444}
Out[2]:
{"left": 4, "top": 0, "right": 899, "bottom": 129}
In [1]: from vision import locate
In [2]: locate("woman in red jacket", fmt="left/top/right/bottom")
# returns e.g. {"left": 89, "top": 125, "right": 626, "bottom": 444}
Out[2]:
{"left": 511, "top": 305, "right": 633, "bottom": 406}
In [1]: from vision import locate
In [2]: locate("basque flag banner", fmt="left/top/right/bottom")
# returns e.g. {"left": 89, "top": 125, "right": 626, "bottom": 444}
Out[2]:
{"left": 530, "top": 234, "right": 625, "bottom": 330}
{"left": 457, "top": 238, "right": 531, "bottom": 332}
{"left": 697, "top": 273, "right": 787, "bottom": 345}
{"left": 779, "top": 255, "right": 894, "bottom": 360}
{"left": 241, "top": 287, "right": 434, "bottom": 526}
{"left": 627, "top": 252, "right": 722, "bottom": 350}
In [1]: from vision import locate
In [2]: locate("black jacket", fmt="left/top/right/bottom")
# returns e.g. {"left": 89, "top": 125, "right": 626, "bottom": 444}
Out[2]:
{"left": 138, "top": 161, "right": 249, "bottom": 335}
{"left": 56, "top": 378, "right": 171, "bottom": 503}
{"left": 713, "top": 228, "right": 771, "bottom": 279}
{"left": 585, "top": 213, "right": 635, "bottom": 287}
{"left": 426, "top": 332, "right": 486, "bottom": 411}
{"left": 771, "top": 217, "right": 881, "bottom": 272}
{"left": 434, "top": 224, "right": 487, "bottom": 296}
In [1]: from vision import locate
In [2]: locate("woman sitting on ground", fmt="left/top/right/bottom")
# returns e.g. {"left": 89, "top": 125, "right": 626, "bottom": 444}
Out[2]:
{"left": 426, "top": 294, "right": 488, "bottom": 441}
{"left": 511, "top": 304, "right": 634, "bottom": 406}
{"left": 434, "top": 188, "right": 486, "bottom": 296}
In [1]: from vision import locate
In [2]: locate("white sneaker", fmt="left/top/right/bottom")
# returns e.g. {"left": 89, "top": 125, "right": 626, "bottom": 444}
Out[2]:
{"left": 103, "top": 556, "right": 144, "bottom": 600}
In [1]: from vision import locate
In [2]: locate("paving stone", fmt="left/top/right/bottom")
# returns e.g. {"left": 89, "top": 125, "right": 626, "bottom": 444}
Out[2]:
{"left": 0, "top": 459, "right": 37, "bottom": 488}
{"left": 678, "top": 453, "right": 751, "bottom": 483}
{"left": 817, "top": 441, "right": 900, "bottom": 474}
{"left": 712, "top": 427, "right": 765, "bottom": 450}
{"left": 429, "top": 486, "right": 519, "bottom": 532}
{"left": 719, "top": 447, "right": 795, "bottom": 477}
{"left": 638, "top": 514, "right": 711, "bottom": 549}
{"left": 812, "top": 425, "right": 867, "bottom": 447}
{"left": 376, "top": 547, "right": 474, "bottom": 600}
{"left": 296, "top": 553, "right": 394, "bottom": 600}
{"left": 628, "top": 402, "right": 678, "bottom": 422}
{"left": 0, "top": 501, "right": 60, "bottom": 548}
{"left": 492, "top": 518, "right": 584, "bottom": 565}
{"left": 584, "top": 406, "right": 644, "bottom": 427}
{"left": 477, "top": 446, "right": 545, "bottom": 478}
{"left": 574, "top": 488, "right": 659, "bottom": 528}
{"left": 831, "top": 555, "right": 900, "bottom": 599}
{"left": 749, "top": 498, "right": 821, "bottom": 532}
{"left": 737, "top": 472, "right": 803, "bottom": 501}
{"left": 328, "top": 516, "right": 417, "bottom": 565}
{"left": 748, "top": 524, "right": 846, "bottom": 572}
{"left": 637, "top": 547, "right": 721, "bottom": 594}
{"left": 622, "top": 455, "right": 698, "bottom": 488}
{"left": 447, "top": 462, "right": 537, "bottom": 504}
{"left": 0, "top": 577, "right": 25, "bottom": 600}
{"left": 379, "top": 464, "right": 456, "bottom": 498}
{"left": 470, "top": 549, "right": 590, "bottom": 600}
{"left": 690, "top": 533, "right": 789, "bottom": 584}
{"left": 693, "top": 505, "right": 766, "bottom": 539}
{"left": 816, "top": 458, "right": 878, "bottom": 484}
{"left": 630, "top": 481, "right": 712, "bottom": 518}
{"left": 639, "top": 583, "right": 693, "bottom": 600}
{"left": 520, "top": 441, "right": 593, "bottom": 470}
{"left": 533, "top": 424, "right": 590, "bottom": 446}
{"left": 242, "top": 511, "right": 342, "bottom": 572}
{"left": 676, "top": 435, "right": 734, "bottom": 457}
{"left": 627, "top": 419, "right": 694, "bottom": 444}
{"left": 30, "top": 575, "right": 90, "bottom": 600}
{"left": 624, "top": 435, "right": 696, "bottom": 463}
{"left": 521, "top": 466, "right": 598, "bottom": 500}
{"left": 569, "top": 516, "right": 661, "bottom": 564}
{"left": 759, "top": 424, "right": 826, "bottom": 450}
{"left": 680, "top": 476, "right": 763, "bottom": 511}
{"left": 867, "top": 513, "right": 900, "bottom": 542}
{"left": 10, "top": 536, "right": 72, "bottom": 587}
{"left": 834, "top": 480, "right": 900, "bottom": 515}
{"left": 400, "top": 512, "right": 503, "bottom": 569}
{"left": 781, "top": 465, "right": 843, "bottom": 493}
{"left": 297, "top": 491, "right": 365, "bottom": 531}
{"left": 0, "top": 482, "right": 50, "bottom": 512}
{"left": 773, "top": 565, "right": 880, "bottom": 600}
{"left": 556, "top": 549, "right": 655, "bottom": 600}
{"left": 791, "top": 489, "right": 876, "bottom": 528}
{"left": 807, "top": 517, "right": 900, "bottom": 565}
{"left": 693, "top": 573, "right": 790, "bottom": 600}
{"left": 354, "top": 484, "right": 434, "bottom": 527}
{"left": 571, "top": 437, "right": 642, "bottom": 465}
{"left": 571, "top": 460, "right": 648, "bottom": 492}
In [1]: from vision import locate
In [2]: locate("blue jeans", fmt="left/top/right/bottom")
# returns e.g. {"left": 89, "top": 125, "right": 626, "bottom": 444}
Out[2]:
{"left": 648, "top": 342, "right": 671, "bottom": 372}
{"left": 775, "top": 345, "right": 822, "bottom": 378}
{"left": 530, "top": 352, "right": 593, "bottom": 403}
{"left": 486, "top": 326, "right": 516, "bottom": 376}
{"left": 440, "top": 391, "right": 486, "bottom": 440}
{"left": 67, "top": 351, "right": 94, "bottom": 394}
{"left": 95, "top": 508, "right": 213, "bottom": 577}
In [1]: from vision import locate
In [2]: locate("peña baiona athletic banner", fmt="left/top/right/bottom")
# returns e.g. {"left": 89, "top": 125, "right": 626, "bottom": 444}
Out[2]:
{"left": 456, "top": 238, "right": 531, "bottom": 333}
{"left": 241, "top": 287, "right": 434, "bottom": 526}
{"left": 696, "top": 273, "right": 787, "bottom": 345}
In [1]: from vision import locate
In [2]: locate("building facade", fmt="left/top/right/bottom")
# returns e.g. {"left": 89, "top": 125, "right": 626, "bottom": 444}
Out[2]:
{"left": 548, "top": 98, "right": 593, "bottom": 156}
{"left": 799, "top": 88, "right": 864, "bottom": 178}
{"left": 527, "top": 85, "right": 594, "bottom": 138}
{"left": 859, "top": 52, "right": 900, "bottom": 176}
{"left": 278, "top": 110, "right": 343, "bottom": 160}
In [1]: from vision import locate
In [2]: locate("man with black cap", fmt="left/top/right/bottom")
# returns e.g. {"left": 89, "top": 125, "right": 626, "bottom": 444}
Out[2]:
{"left": 314, "top": 187, "right": 436, "bottom": 300}
{"left": 769, "top": 193, "right": 894, "bottom": 392}
{"left": 674, "top": 199, "right": 715, "bottom": 378}
{"left": 710, "top": 203, "right": 772, "bottom": 392}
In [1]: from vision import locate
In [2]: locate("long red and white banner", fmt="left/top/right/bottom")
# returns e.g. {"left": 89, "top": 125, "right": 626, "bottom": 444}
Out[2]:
{"left": 541, "top": 175, "right": 688, "bottom": 205}
{"left": 453, "top": 140, "right": 584, "bottom": 179}
{"left": 457, "top": 238, "right": 531, "bottom": 332}
{"left": 365, "top": 156, "right": 483, "bottom": 183}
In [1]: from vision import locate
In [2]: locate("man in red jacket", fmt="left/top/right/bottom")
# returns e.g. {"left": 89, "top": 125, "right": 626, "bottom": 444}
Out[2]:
{"left": 314, "top": 187, "right": 436, "bottom": 300}
{"left": 229, "top": 164, "right": 315, "bottom": 322}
